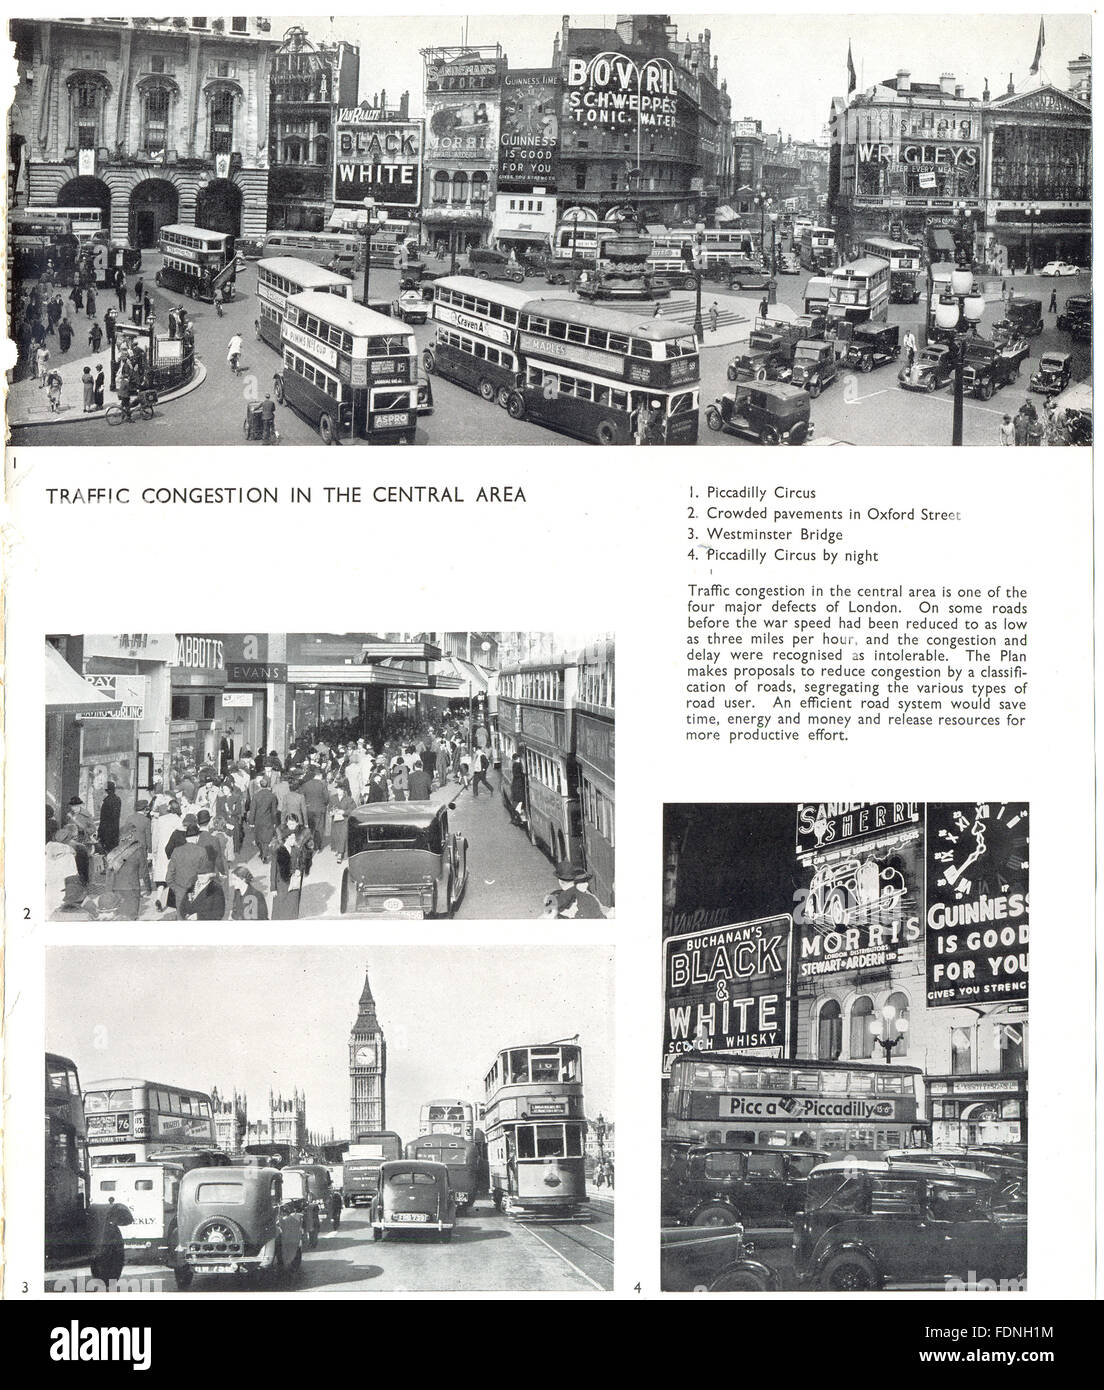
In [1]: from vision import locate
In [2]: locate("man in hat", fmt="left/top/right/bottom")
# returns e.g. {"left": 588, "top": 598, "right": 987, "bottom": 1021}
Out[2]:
{"left": 247, "top": 776, "right": 279, "bottom": 864}
{"left": 165, "top": 818, "right": 210, "bottom": 910}
{"left": 97, "top": 779, "right": 122, "bottom": 852}
{"left": 230, "top": 865, "right": 269, "bottom": 920}
{"left": 196, "top": 809, "right": 227, "bottom": 876}
{"left": 571, "top": 867, "right": 606, "bottom": 918}
{"left": 56, "top": 796, "right": 93, "bottom": 884}
{"left": 542, "top": 861, "right": 580, "bottom": 918}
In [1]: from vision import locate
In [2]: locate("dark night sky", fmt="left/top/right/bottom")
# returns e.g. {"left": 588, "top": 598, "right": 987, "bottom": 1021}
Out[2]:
{"left": 664, "top": 803, "right": 798, "bottom": 925}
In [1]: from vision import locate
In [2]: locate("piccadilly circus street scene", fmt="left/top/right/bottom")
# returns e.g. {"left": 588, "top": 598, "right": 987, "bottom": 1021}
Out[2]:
{"left": 661, "top": 802, "right": 1028, "bottom": 1292}
{"left": 6, "top": 13, "right": 1091, "bottom": 448}
{"left": 45, "top": 631, "right": 615, "bottom": 921}
{"left": 45, "top": 948, "right": 615, "bottom": 1292}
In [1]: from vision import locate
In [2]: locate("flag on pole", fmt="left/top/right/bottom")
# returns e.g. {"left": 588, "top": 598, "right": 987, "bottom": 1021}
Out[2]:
{"left": 1029, "top": 17, "right": 1046, "bottom": 75}
{"left": 847, "top": 41, "right": 857, "bottom": 94}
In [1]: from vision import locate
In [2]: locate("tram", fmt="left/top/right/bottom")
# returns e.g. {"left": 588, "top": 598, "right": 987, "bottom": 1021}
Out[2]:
{"left": 483, "top": 1040, "right": 588, "bottom": 1218}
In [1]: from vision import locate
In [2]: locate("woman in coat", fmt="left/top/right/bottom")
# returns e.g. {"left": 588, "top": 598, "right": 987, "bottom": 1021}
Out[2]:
{"left": 105, "top": 825, "right": 145, "bottom": 919}
{"left": 329, "top": 778, "right": 356, "bottom": 863}
{"left": 151, "top": 799, "right": 183, "bottom": 909}
{"left": 81, "top": 366, "right": 94, "bottom": 411}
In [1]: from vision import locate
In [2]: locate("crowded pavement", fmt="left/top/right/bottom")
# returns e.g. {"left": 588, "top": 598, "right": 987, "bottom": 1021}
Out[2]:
{"left": 10, "top": 243, "right": 1091, "bottom": 450}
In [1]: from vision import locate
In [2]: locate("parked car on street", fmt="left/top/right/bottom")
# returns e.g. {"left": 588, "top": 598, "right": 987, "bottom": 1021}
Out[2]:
{"left": 340, "top": 802, "right": 468, "bottom": 918}
{"left": 1039, "top": 260, "right": 1080, "bottom": 276}
{"left": 723, "top": 262, "right": 771, "bottom": 291}
{"left": 1029, "top": 350, "right": 1073, "bottom": 395}
{"left": 792, "top": 1159, "right": 1027, "bottom": 1291}
{"left": 995, "top": 295, "right": 1044, "bottom": 338}
{"left": 727, "top": 326, "right": 798, "bottom": 383}
{"left": 461, "top": 247, "right": 524, "bottom": 283}
{"left": 778, "top": 251, "right": 801, "bottom": 275}
{"left": 845, "top": 322, "right": 900, "bottom": 373}
{"left": 284, "top": 1164, "right": 342, "bottom": 1247}
{"left": 883, "top": 1149, "right": 1027, "bottom": 1214}
{"left": 174, "top": 1166, "right": 304, "bottom": 1289}
{"left": 1057, "top": 293, "right": 1091, "bottom": 339}
{"left": 661, "top": 1224, "right": 781, "bottom": 1291}
{"left": 662, "top": 1143, "right": 829, "bottom": 1229}
{"left": 705, "top": 382, "right": 814, "bottom": 445}
{"left": 371, "top": 1159, "right": 457, "bottom": 1241}
{"left": 962, "top": 336, "right": 1030, "bottom": 398}
{"left": 789, "top": 339, "right": 837, "bottom": 397}
{"left": 898, "top": 343, "right": 956, "bottom": 392}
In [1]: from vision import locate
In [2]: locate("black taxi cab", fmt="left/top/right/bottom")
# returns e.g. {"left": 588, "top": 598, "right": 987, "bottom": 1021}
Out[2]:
{"left": 705, "top": 381, "right": 814, "bottom": 445}
{"left": 340, "top": 802, "right": 468, "bottom": 918}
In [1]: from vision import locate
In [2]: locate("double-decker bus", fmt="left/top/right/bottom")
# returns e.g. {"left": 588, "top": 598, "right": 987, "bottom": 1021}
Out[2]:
{"left": 404, "top": 1132, "right": 486, "bottom": 1211}
{"left": 424, "top": 275, "right": 531, "bottom": 406}
{"left": 9, "top": 207, "right": 107, "bottom": 281}
{"left": 419, "top": 1099, "right": 475, "bottom": 1139}
{"left": 483, "top": 1040, "right": 588, "bottom": 1217}
{"left": 273, "top": 289, "right": 420, "bottom": 444}
{"left": 255, "top": 256, "right": 352, "bottom": 351}
{"left": 156, "top": 224, "right": 237, "bottom": 302}
{"left": 799, "top": 224, "right": 836, "bottom": 271}
{"left": 665, "top": 1051, "right": 929, "bottom": 1154}
{"left": 651, "top": 226, "right": 759, "bottom": 268}
{"left": 860, "top": 236, "right": 922, "bottom": 304}
{"left": 46, "top": 1053, "right": 131, "bottom": 1280}
{"left": 508, "top": 298, "right": 700, "bottom": 444}
{"left": 827, "top": 256, "right": 891, "bottom": 333}
{"left": 553, "top": 219, "right": 600, "bottom": 262}
{"left": 82, "top": 1077, "right": 215, "bottom": 1166}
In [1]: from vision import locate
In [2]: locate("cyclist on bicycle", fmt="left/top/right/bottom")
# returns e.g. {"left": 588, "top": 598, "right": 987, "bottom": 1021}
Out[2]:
{"left": 227, "top": 333, "right": 243, "bottom": 375}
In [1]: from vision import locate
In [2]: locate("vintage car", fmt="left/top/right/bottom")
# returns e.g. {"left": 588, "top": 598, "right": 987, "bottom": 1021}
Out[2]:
{"left": 705, "top": 382, "right": 813, "bottom": 445}
{"left": 792, "top": 1159, "right": 1028, "bottom": 1291}
{"left": 889, "top": 271, "right": 921, "bottom": 305}
{"left": 461, "top": 247, "right": 525, "bottom": 283}
{"left": 995, "top": 295, "right": 1045, "bottom": 339}
{"left": 280, "top": 1167, "right": 320, "bottom": 1250}
{"left": 174, "top": 1165, "right": 304, "bottom": 1289}
{"left": 723, "top": 262, "right": 771, "bottom": 291}
{"left": 898, "top": 343, "right": 955, "bottom": 392}
{"left": 883, "top": 1149, "right": 1027, "bottom": 1214}
{"left": 845, "top": 322, "right": 900, "bottom": 373}
{"left": 661, "top": 1224, "right": 781, "bottom": 1292}
{"left": 727, "top": 329, "right": 796, "bottom": 383}
{"left": 788, "top": 339, "right": 837, "bottom": 397}
{"left": 1029, "top": 350, "right": 1073, "bottom": 396}
{"left": 92, "top": 1161, "right": 184, "bottom": 1266}
{"left": 1039, "top": 260, "right": 1080, "bottom": 276}
{"left": 340, "top": 802, "right": 468, "bottom": 918}
{"left": 778, "top": 251, "right": 801, "bottom": 275}
{"left": 371, "top": 1160, "right": 457, "bottom": 1242}
{"left": 285, "top": 1163, "right": 343, "bottom": 1242}
{"left": 805, "top": 854, "right": 906, "bottom": 929}
{"left": 662, "top": 1143, "right": 829, "bottom": 1229}
{"left": 1057, "top": 294, "right": 1091, "bottom": 340}
{"left": 962, "top": 336, "right": 1030, "bottom": 398}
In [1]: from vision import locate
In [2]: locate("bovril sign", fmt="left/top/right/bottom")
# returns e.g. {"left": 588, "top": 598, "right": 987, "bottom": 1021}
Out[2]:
{"left": 565, "top": 53, "right": 678, "bottom": 129}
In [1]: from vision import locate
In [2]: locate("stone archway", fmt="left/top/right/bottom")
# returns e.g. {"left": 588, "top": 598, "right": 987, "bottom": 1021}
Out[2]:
{"left": 195, "top": 178, "right": 242, "bottom": 239}
{"left": 129, "top": 177, "right": 179, "bottom": 249}
{"left": 56, "top": 175, "right": 112, "bottom": 227}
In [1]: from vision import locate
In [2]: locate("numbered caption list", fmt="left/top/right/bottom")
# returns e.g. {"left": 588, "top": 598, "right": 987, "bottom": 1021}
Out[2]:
{"left": 686, "top": 583, "right": 1030, "bottom": 743}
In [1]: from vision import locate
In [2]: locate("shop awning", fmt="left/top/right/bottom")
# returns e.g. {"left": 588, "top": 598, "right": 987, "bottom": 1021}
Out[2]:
{"left": 715, "top": 205, "right": 738, "bottom": 223}
{"left": 443, "top": 656, "right": 489, "bottom": 693}
{"left": 45, "top": 643, "right": 120, "bottom": 714}
{"left": 495, "top": 229, "right": 550, "bottom": 245}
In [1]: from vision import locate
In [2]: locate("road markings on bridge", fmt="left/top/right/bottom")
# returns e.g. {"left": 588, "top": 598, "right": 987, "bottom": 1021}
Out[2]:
{"left": 582, "top": 1224, "right": 615, "bottom": 1241}
{"left": 519, "top": 1222, "right": 606, "bottom": 1291}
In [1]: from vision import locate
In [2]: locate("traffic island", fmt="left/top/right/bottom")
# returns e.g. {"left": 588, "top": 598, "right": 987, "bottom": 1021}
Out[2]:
{"left": 8, "top": 346, "right": 207, "bottom": 430}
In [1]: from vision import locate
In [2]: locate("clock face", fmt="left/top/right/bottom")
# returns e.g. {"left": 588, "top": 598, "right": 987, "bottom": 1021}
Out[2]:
{"left": 931, "top": 803, "right": 1029, "bottom": 900}
{"left": 354, "top": 1044, "right": 376, "bottom": 1067}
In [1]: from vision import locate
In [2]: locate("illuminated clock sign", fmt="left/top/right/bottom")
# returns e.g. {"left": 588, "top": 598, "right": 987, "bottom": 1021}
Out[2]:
{"left": 925, "top": 802, "right": 1029, "bottom": 1007}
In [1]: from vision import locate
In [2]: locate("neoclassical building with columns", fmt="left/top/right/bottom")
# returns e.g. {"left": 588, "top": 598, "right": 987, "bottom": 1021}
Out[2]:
{"left": 10, "top": 17, "right": 281, "bottom": 247}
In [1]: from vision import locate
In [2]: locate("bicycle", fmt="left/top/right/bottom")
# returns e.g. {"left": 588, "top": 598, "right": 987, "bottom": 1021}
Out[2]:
{"left": 104, "top": 389, "right": 157, "bottom": 425}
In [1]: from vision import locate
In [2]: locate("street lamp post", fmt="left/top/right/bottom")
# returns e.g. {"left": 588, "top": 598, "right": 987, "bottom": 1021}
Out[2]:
{"left": 934, "top": 268, "right": 986, "bottom": 446}
{"left": 869, "top": 1003, "right": 909, "bottom": 1063}
{"left": 1024, "top": 205, "right": 1041, "bottom": 275}
{"left": 360, "top": 197, "right": 388, "bottom": 305}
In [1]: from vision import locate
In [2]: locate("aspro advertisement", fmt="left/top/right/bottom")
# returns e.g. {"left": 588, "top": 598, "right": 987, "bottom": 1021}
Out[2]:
{"left": 925, "top": 803, "right": 1030, "bottom": 1006}
{"left": 664, "top": 914, "right": 793, "bottom": 1067}
{"left": 334, "top": 116, "right": 423, "bottom": 209}
{"left": 498, "top": 68, "right": 560, "bottom": 190}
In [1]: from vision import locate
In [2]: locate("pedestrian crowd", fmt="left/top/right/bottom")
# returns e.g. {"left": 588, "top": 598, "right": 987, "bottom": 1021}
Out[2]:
{"left": 998, "top": 396, "right": 1068, "bottom": 446}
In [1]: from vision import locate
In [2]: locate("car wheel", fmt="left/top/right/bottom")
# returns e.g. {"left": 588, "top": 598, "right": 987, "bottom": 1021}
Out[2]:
{"left": 478, "top": 378, "right": 495, "bottom": 402}
{"left": 981, "top": 380, "right": 995, "bottom": 400}
{"left": 683, "top": 275, "right": 698, "bottom": 291}
{"left": 926, "top": 377, "right": 938, "bottom": 393}
{"left": 860, "top": 358, "right": 873, "bottom": 373}
{"left": 709, "top": 1265, "right": 771, "bottom": 1292}
{"left": 596, "top": 419, "right": 619, "bottom": 445}
{"left": 505, "top": 391, "right": 526, "bottom": 421}
{"left": 761, "top": 425, "right": 780, "bottom": 446}
{"left": 496, "top": 384, "right": 511, "bottom": 409}
{"left": 422, "top": 348, "right": 436, "bottom": 374}
{"left": 372, "top": 1227, "right": 382, "bottom": 1241}
{"left": 273, "top": 377, "right": 285, "bottom": 405}
{"left": 705, "top": 406, "right": 723, "bottom": 433}
{"left": 319, "top": 413, "right": 336, "bottom": 445}
{"left": 727, "top": 364, "right": 738, "bottom": 381}
{"left": 689, "top": 1203, "right": 739, "bottom": 1228}
{"left": 825, "top": 887, "right": 848, "bottom": 927}
{"left": 808, "top": 381, "right": 821, "bottom": 398}
{"left": 510, "top": 271, "right": 524, "bottom": 283}
{"left": 821, "top": 1251, "right": 881, "bottom": 1291}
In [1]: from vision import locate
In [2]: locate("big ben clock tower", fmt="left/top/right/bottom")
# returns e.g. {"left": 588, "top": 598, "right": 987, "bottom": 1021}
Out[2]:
{"left": 349, "top": 969, "right": 386, "bottom": 1138}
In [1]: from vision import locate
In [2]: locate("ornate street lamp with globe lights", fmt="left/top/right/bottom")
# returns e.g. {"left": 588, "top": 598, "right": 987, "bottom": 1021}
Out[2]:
{"left": 869, "top": 1002, "right": 909, "bottom": 1062}
{"left": 934, "top": 268, "right": 985, "bottom": 446}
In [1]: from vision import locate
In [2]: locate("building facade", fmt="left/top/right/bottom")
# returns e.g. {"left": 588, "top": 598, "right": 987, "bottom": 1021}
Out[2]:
{"left": 420, "top": 44, "right": 504, "bottom": 254}
{"left": 349, "top": 970, "right": 387, "bottom": 1138}
{"left": 552, "top": 14, "right": 730, "bottom": 226}
{"left": 268, "top": 24, "right": 359, "bottom": 233}
{"left": 12, "top": 17, "right": 281, "bottom": 246}
{"left": 211, "top": 1085, "right": 247, "bottom": 1153}
{"left": 829, "top": 60, "right": 1091, "bottom": 267}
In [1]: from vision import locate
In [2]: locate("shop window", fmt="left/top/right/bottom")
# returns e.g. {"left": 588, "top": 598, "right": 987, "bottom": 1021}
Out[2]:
{"left": 817, "top": 999, "right": 842, "bottom": 1060}
{"left": 849, "top": 995, "right": 874, "bottom": 1060}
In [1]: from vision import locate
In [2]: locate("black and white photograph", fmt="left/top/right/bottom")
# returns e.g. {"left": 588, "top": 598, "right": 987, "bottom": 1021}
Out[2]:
{"left": 6, "top": 14, "right": 1091, "bottom": 448}
{"left": 45, "top": 631, "right": 615, "bottom": 920}
{"left": 44, "top": 946, "right": 615, "bottom": 1293}
{"left": 661, "top": 802, "right": 1028, "bottom": 1292}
